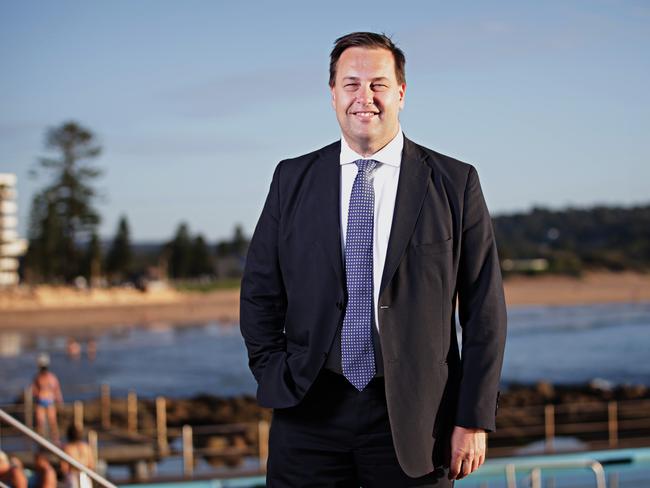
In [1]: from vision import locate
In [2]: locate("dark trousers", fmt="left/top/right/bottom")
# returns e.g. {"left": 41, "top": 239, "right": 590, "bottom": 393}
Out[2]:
{"left": 267, "top": 369, "right": 453, "bottom": 487}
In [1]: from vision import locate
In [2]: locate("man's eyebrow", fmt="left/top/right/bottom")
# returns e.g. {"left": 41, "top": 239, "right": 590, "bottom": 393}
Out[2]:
{"left": 341, "top": 76, "right": 390, "bottom": 82}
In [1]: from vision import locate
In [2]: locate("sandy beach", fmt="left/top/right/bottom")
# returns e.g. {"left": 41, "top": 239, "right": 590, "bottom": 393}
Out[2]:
{"left": 0, "top": 272, "right": 648, "bottom": 329}
{"left": 503, "top": 271, "right": 650, "bottom": 307}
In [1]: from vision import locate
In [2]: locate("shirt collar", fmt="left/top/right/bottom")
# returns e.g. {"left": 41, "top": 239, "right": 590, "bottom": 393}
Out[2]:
{"left": 339, "top": 127, "right": 404, "bottom": 167}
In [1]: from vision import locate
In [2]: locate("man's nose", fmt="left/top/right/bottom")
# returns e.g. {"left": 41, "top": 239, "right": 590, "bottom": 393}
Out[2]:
{"left": 356, "top": 84, "right": 374, "bottom": 105}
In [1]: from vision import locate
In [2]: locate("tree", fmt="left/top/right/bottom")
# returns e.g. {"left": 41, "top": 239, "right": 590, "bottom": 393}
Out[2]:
{"left": 82, "top": 231, "right": 103, "bottom": 286}
{"left": 215, "top": 224, "right": 249, "bottom": 257}
{"left": 231, "top": 224, "right": 248, "bottom": 257}
{"left": 106, "top": 215, "right": 133, "bottom": 281}
{"left": 26, "top": 121, "right": 103, "bottom": 282}
{"left": 23, "top": 190, "right": 66, "bottom": 283}
{"left": 167, "top": 222, "right": 192, "bottom": 279}
{"left": 492, "top": 203, "right": 650, "bottom": 274}
{"left": 189, "top": 234, "right": 214, "bottom": 277}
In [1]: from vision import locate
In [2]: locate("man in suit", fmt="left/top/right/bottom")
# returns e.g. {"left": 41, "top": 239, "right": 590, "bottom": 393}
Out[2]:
{"left": 240, "top": 32, "right": 507, "bottom": 487}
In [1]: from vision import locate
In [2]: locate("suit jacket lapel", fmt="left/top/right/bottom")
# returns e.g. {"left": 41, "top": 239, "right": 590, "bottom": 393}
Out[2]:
{"left": 310, "top": 137, "right": 431, "bottom": 297}
{"left": 312, "top": 141, "right": 345, "bottom": 289}
{"left": 379, "top": 137, "right": 431, "bottom": 298}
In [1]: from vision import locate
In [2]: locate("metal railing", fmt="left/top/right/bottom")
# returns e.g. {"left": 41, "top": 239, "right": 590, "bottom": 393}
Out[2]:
{"left": 5, "top": 384, "right": 650, "bottom": 456}
{"left": 3, "top": 385, "right": 650, "bottom": 483}
{"left": 0, "top": 408, "right": 118, "bottom": 488}
{"left": 488, "top": 397, "right": 650, "bottom": 456}
{"left": 472, "top": 457, "right": 608, "bottom": 488}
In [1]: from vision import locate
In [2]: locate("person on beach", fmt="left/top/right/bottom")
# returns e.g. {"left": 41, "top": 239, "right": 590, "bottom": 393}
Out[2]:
{"left": 240, "top": 32, "right": 507, "bottom": 486}
{"left": 60, "top": 425, "right": 94, "bottom": 488}
{"left": 31, "top": 353, "right": 63, "bottom": 444}
{"left": 66, "top": 339, "right": 81, "bottom": 360}
{"left": 32, "top": 451, "right": 57, "bottom": 488}
{"left": 86, "top": 339, "right": 97, "bottom": 361}
{"left": 0, "top": 450, "right": 27, "bottom": 488}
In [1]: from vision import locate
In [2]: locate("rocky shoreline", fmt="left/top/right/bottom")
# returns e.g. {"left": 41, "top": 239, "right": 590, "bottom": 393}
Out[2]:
{"left": 11, "top": 380, "right": 647, "bottom": 432}
{"left": 500, "top": 380, "right": 650, "bottom": 407}
{"left": 6, "top": 380, "right": 648, "bottom": 470}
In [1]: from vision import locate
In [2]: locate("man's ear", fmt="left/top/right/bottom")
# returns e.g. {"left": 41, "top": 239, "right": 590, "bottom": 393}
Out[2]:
{"left": 399, "top": 83, "right": 406, "bottom": 110}
{"left": 330, "top": 84, "right": 336, "bottom": 110}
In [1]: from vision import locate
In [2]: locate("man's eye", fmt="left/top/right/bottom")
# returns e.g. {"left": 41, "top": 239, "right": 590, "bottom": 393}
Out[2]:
{"left": 372, "top": 84, "right": 388, "bottom": 90}
{"left": 344, "top": 84, "right": 359, "bottom": 89}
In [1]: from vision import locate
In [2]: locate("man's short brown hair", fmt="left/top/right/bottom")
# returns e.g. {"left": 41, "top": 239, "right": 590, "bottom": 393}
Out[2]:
{"left": 329, "top": 32, "right": 406, "bottom": 87}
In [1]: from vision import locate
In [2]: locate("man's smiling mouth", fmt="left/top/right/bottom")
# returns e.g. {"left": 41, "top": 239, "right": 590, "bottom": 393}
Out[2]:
{"left": 350, "top": 111, "right": 379, "bottom": 119}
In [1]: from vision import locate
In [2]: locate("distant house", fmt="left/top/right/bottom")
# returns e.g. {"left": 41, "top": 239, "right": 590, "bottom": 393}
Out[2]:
{"left": 501, "top": 258, "right": 549, "bottom": 273}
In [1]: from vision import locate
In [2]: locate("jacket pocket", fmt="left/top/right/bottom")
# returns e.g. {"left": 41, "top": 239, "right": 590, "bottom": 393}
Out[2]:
{"left": 411, "top": 237, "right": 453, "bottom": 255}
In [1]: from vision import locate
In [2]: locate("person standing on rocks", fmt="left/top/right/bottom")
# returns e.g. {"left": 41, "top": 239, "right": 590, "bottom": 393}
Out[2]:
{"left": 31, "top": 353, "right": 63, "bottom": 444}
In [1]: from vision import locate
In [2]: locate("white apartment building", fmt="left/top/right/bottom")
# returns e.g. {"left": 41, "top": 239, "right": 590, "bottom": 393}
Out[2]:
{"left": 0, "top": 173, "right": 28, "bottom": 286}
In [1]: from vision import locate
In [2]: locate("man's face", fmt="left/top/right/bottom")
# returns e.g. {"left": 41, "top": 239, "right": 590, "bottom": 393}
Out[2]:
{"left": 331, "top": 47, "right": 406, "bottom": 156}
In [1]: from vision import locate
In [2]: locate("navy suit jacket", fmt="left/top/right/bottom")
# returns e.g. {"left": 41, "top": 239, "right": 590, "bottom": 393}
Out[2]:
{"left": 240, "top": 136, "right": 507, "bottom": 477}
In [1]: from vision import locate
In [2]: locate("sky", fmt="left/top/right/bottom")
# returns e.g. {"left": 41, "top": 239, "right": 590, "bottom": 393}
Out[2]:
{"left": 1, "top": 1, "right": 648, "bottom": 242}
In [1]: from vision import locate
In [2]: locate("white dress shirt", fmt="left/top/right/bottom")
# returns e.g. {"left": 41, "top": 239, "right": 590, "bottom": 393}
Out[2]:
{"left": 340, "top": 128, "right": 403, "bottom": 331}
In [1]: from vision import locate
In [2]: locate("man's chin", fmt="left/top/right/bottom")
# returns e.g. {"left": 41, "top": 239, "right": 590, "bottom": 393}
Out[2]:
{"left": 348, "top": 127, "right": 377, "bottom": 143}
{"left": 346, "top": 133, "right": 372, "bottom": 149}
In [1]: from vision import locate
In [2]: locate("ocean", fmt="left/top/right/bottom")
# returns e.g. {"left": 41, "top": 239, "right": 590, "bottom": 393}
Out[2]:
{"left": 1, "top": 302, "right": 649, "bottom": 404}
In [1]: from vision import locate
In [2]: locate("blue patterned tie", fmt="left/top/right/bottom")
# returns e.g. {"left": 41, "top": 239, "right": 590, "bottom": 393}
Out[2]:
{"left": 342, "top": 159, "right": 377, "bottom": 391}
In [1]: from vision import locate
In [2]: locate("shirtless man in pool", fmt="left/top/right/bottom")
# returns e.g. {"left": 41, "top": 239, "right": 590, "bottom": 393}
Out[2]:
{"left": 31, "top": 353, "right": 63, "bottom": 444}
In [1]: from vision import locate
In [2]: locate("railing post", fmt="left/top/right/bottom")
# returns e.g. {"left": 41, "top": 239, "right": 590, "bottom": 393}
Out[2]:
{"left": 127, "top": 390, "right": 138, "bottom": 434}
{"left": 182, "top": 425, "right": 194, "bottom": 477}
{"left": 23, "top": 387, "right": 33, "bottom": 429}
{"left": 589, "top": 461, "right": 607, "bottom": 488}
{"left": 101, "top": 384, "right": 111, "bottom": 429}
{"left": 88, "top": 429, "right": 99, "bottom": 469}
{"left": 73, "top": 401, "right": 84, "bottom": 430}
{"left": 608, "top": 401, "right": 618, "bottom": 447}
{"left": 258, "top": 420, "right": 269, "bottom": 470}
{"left": 156, "top": 396, "right": 169, "bottom": 455}
{"left": 505, "top": 464, "right": 517, "bottom": 488}
{"left": 544, "top": 404, "right": 555, "bottom": 453}
{"left": 531, "top": 467, "right": 542, "bottom": 488}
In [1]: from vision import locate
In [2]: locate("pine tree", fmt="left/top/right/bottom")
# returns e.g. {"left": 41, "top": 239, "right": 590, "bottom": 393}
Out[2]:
{"left": 26, "top": 121, "right": 103, "bottom": 282}
{"left": 231, "top": 224, "right": 248, "bottom": 257}
{"left": 189, "top": 234, "right": 214, "bottom": 277}
{"left": 82, "top": 231, "right": 103, "bottom": 286}
{"left": 23, "top": 189, "right": 66, "bottom": 282}
{"left": 106, "top": 215, "right": 132, "bottom": 281}
{"left": 167, "top": 222, "right": 192, "bottom": 279}
{"left": 215, "top": 224, "right": 249, "bottom": 257}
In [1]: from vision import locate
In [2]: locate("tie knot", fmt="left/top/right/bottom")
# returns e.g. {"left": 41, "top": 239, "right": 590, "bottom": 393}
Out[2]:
{"left": 355, "top": 159, "right": 378, "bottom": 175}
